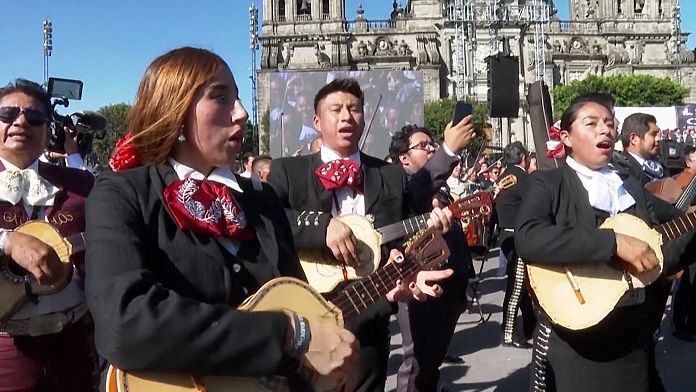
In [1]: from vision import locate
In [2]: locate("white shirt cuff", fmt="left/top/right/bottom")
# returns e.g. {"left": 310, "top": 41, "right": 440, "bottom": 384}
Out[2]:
{"left": 442, "top": 142, "right": 458, "bottom": 157}
{"left": 0, "top": 229, "right": 11, "bottom": 256}
{"left": 66, "top": 154, "right": 86, "bottom": 170}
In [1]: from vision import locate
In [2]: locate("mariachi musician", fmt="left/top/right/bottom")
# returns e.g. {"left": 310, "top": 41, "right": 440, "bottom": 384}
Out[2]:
{"left": 670, "top": 145, "right": 696, "bottom": 342}
{"left": 516, "top": 96, "right": 696, "bottom": 391}
{"left": 268, "top": 78, "right": 475, "bottom": 391}
{"left": 0, "top": 79, "right": 98, "bottom": 391}
{"left": 613, "top": 112, "right": 675, "bottom": 390}
{"left": 495, "top": 141, "right": 536, "bottom": 348}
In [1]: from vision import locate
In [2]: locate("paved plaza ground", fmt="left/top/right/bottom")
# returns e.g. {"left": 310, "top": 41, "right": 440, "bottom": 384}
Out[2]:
{"left": 385, "top": 249, "right": 696, "bottom": 392}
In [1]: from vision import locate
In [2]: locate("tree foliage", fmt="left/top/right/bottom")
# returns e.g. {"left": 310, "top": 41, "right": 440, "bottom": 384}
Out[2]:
{"left": 260, "top": 109, "right": 270, "bottom": 154}
{"left": 92, "top": 103, "right": 131, "bottom": 167}
{"left": 553, "top": 74, "right": 690, "bottom": 120}
{"left": 424, "top": 97, "right": 489, "bottom": 154}
{"left": 240, "top": 121, "right": 256, "bottom": 156}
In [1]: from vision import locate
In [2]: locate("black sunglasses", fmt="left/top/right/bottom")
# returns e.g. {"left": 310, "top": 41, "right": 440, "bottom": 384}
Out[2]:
{"left": 0, "top": 106, "right": 48, "bottom": 126}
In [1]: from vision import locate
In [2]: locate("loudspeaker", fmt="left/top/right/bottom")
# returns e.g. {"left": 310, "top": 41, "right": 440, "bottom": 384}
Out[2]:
{"left": 488, "top": 55, "right": 520, "bottom": 118}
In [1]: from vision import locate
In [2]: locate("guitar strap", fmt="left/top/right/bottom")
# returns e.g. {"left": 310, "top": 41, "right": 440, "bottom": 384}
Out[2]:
{"left": 527, "top": 80, "right": 563, "bottom": 171}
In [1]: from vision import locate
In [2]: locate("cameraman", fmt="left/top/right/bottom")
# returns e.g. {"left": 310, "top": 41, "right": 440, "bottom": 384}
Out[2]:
{"left": 41, "top": 125, "right": 87, "bottom": 170}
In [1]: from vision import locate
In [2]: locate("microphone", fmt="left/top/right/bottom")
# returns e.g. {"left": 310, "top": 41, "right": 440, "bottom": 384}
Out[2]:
{"left": 70, "top": 111, "right": 107, "bottom": 130}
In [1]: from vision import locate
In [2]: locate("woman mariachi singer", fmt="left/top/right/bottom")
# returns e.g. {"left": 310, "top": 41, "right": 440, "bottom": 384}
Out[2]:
{"left": 515, "top": 96, "right": 696, "bottom": 391}
{"left": 84, "top": 47, "right": 451, "bottom": 387}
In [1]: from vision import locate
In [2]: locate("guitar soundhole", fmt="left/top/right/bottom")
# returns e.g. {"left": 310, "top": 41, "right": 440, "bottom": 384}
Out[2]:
{"left": 1, "top": 257, "right": 30, "bottom": 284}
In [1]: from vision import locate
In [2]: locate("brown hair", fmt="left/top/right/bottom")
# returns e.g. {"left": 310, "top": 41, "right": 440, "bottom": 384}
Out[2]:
{"left": 127, "top": 47, "right": 227, "bottom": 164}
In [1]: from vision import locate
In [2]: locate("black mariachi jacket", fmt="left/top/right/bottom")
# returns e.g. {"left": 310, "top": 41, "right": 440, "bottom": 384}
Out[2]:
{"left": 85, "top": 164, "right": 304, "bottom": 376}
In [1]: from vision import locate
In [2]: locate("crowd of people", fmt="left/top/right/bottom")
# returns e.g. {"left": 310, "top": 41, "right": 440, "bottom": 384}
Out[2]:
{"left": 0, "top": 45, "right": 694, "bottom": 392}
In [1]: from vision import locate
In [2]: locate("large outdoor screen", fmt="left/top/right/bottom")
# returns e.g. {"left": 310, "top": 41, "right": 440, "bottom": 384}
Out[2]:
{"left": 268, "top": 70, "right": 424, "bottom": 159}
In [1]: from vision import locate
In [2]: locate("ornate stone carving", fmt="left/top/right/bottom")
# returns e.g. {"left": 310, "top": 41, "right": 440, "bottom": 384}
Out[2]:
{"left": 374, "top": 36, "right": 398, "bottom": 56}
{"left": 607, "top": 43, "right": 630, "bottom": 66}
{"left": 416, "top": 36, "right": 429, "bottom": 65}
{"left": 569, "top": 37, "right": 590, "bottom": 54}
{"left": 629, "top": 40, "right": 645, "bottom": 64}
{"left": 314, "top": 43, "right": 331, "bottom": 68}
{"left": 261, "top": 43, "right": 271, "bottom": 68}
{"left": 279, "top": 43, "right": 293, "bottom": 70}
{"left": 666, "top": 40, "right": 696, "bottom": 64}
{"left": 427, "top": 36, "right": 440, "bottom": 64}
{"left": 367, "top": 40, "right": 376, "bottom": 56}
{"left": 398, "top": 40, "right": 413, "bottom": 57}
{"left": 356, "top": 40, "right": 368, "bottom": 57}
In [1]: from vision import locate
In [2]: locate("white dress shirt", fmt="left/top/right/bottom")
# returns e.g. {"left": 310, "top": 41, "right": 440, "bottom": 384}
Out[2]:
{"left": 627, "top": 151, "right": 646, "bottom": 167}
{"left": 565, "top": 156, "right": 636, "bottom": 216}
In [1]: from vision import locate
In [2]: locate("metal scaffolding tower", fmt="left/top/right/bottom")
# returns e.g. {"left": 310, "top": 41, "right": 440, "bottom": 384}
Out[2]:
{"left": 452, "top": 0, "right": 476, "bottom": 99}
{"left": 42, "top": 20, "right": 53, "bottom": 86}
{"left": 446, "top": 0, "right": 553, "bottom": 147}
{"left": 530, "top": 0, "right": 550, "bottom": 81}
{"left": 249, "top": 2, "right": 260, "bottom": 153}
{"left": 671, "top": 2, "right": 683, "bottom": 84}
{"left": 446, "top": 1, "right": 553, "bottom": 93}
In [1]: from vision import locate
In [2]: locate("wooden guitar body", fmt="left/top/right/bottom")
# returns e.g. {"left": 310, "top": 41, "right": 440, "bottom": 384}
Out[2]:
{"left": 0, "top": 221, "right": 76, "bottom": 322}
{"left": 297, "top": 192, "right": 493, "bottom": 294}
{"left": 298, "top": 214, "right": 382, "bottom": 293}
{"left": 107, "top": 227, "right": 451, "bottom": 392}
{"left": 108, "top": 277, "right": 344, "bottom": 392}
{"left": 527, "top": 213, "right": 663, "bottom": 330}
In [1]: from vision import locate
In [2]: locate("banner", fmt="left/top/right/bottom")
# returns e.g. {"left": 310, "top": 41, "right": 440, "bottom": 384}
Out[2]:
{"left": 676, "top": 105, "right": 696, "bottom": 128}
{"left": 268, "top": 70, "right": 424, "bottom": 159}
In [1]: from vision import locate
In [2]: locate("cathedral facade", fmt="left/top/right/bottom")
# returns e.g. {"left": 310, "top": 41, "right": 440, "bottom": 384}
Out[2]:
{"left": 257, "top": 0, "right": 696, "bottom": 153}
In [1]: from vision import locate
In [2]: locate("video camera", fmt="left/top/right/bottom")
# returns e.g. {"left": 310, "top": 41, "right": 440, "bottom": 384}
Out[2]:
{"left": 46, "top": 77, "right": 106, "bottom": 156}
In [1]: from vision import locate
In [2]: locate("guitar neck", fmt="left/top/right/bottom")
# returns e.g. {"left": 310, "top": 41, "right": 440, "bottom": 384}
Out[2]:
{"left": 655, "top": 211, "right": 696, "bottom": 241}
{"left": 675, "top": 174, "right": 696, "bottom": 211}
{"left": 328, "top": 254, "right": 420, "bottom": 322}
{"left": 377, "top": 213, "right": 430, "bottom": 244}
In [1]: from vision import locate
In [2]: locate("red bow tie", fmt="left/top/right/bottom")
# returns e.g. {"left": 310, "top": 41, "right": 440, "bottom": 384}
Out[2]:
{"left": 315, "top": 159, "right": 363, "bottom": 191}
{"left": 163, "top": 178, "right": 254, "bottom": 240}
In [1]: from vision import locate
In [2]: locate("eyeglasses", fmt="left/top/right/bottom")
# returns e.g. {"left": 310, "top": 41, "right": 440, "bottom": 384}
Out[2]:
{"left": 0, "top": 106, "right": 48, "bottom": 126}
{"left": 407, "top": 141, "right": 439, "bottom": 152}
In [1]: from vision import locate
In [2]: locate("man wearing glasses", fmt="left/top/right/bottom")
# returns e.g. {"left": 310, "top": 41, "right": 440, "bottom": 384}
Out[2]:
{"left": 0, "top": 79, "right": 97, "bottom": 391}
{"left": 268, "top": 78, "right": 475, "bottom": 391}
{"left": 389, "top": 125, "right": 473, "bottom": 392}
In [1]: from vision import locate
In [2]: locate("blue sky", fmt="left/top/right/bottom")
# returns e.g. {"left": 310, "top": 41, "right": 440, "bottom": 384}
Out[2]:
{"left": 1, "top": 0, "right": 693, "bottom": 115}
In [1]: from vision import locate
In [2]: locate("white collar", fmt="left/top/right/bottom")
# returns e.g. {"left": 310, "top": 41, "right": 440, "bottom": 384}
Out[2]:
{"left": 565, "top": 156, "right": 636, "bottom": 215}
{"left": 319, "top": 146, "right": 361, "bottom": 165}
{"left": 0, "top": 157, "right": 40, "bottom": 173}
{"left": 168, "top": 158, "right": 243, "bottom": 193}
{"left": 565, "top": 156, "right": 613, "bottom": 178}
{"left": 627, "top": 151, "right": 646, "bottom": 167}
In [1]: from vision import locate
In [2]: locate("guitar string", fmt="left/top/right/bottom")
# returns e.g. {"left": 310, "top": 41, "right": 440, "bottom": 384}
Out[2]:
{"left": 328, "top": 262, "right": 416, "bottom": 312}
{"left": 378, "top": 195, "right": 491, "bottom": 242}
{"left": 336, "top": 263, "right": 421, "bottom": 320}
{"left": 327, "top": 260, "right": 423, "bottom": 320}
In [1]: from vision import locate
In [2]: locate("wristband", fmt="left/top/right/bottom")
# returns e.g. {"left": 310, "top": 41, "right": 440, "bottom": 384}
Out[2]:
{"left": 0, "top": 229, "right": 11, "bottom": 256}
{"left": 288, "top": 313, "right": 311, "bottom": 358}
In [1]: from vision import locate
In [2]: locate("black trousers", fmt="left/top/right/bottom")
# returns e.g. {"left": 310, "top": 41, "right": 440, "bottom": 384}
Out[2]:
{"left": 395, "top": 275, "right": 468, "bottom": 392}
{"left": 500, "top": 234, "right": 536, "bottom": 342}
{"left": 673, "top": 265, "right": 696, "bottom": 333}
{"left": 344, "top": 315, "right": 391, "bottom": 392}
